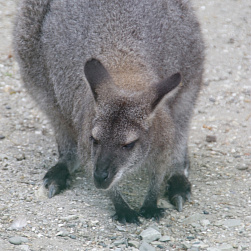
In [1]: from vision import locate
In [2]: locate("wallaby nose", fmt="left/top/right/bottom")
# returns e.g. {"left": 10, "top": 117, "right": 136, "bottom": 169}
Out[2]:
{"left": 94, "top": 170, "right": 109, "bottom": 183}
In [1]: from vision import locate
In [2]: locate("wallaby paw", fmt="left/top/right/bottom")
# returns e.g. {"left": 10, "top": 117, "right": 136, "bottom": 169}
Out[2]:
{"left": 167, "top": 173, "right": 191, "bottom": 212}
{"left": 43, "top": 163, "right": 70, "bottom": 198}
{"left": 139, "top": 206, "right": 165, "bottom": 221}
{"left": 112, "top": 209, "right": 140, "bottom": 225}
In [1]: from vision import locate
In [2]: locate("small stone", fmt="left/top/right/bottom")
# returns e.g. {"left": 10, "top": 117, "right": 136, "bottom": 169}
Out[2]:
{"left": 69, "top": 235, "right": 76, "bottom": 239}
{"left": 113, "top": 239, "right": 125, "bottom": 246}
{"left": 200, "top": 219, "right": 210, "bottom": 226}
{"left": 222, "top": 219, "right": 242, "bottom": 227}
{"left": 159, "top": 235, "right": 171, "bottom": 242}
{"left": 206, "top": 135, "right": 217, "bottom": 143}
{"left": 61, "top": 215, "right": 79, "bottom": 221}
{"left": 203, "top": 211, "right": 209, "bottom": 215}
{"left": 187, "top": 236, "right": 195, "bottom": 240}
{"left": 139, "top": 241, "right": 155, "bottom": 251}
{"left": 236, "top": 165, "right": 248, "bottom": 171}
{"left": 182, "top": 213, "right": 204, "bottom": 225}
{"left": 0, "top": 135, "right": 5, "bottom": 140}
{"left": 218, "top": 244, "right": 234, "bottom": 250}
{"left": 9, "top": 236, "right": 28, "bottom": 245}
{"left": 56, "top": 230, "right": 69, "bottom": 237}
{"left": 128, "top": 241, "right": 140, "bottom": 248}
{"left": 15, "top": 153, "right": 26, "bottom": 161}
{"left": 140, "top": 227, "right": 161, "bottom": 243}
{"left": 116, "top": 225, "right": 126, "bottom": 232}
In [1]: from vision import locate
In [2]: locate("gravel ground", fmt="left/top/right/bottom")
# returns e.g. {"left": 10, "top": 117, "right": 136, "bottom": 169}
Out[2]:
{"left": 0, "top": 0, "right": 250, "bottom": 250}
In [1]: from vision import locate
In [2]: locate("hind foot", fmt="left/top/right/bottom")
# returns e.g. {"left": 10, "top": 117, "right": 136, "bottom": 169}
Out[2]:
{"left": 43, "top": 163, "right": 70, "bottom": 198}
{"left": 166, "top": 173, "right": 191, "bottom": 212}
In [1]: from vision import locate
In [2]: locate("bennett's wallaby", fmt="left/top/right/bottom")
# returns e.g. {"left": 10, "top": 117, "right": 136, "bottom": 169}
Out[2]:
{"left": 14, "top": 0, "right": 204, "bottom": 224}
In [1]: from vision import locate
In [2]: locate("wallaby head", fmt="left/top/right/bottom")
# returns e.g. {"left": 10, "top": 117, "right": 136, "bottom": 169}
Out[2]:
{"left": 84, "top": 59, "right": 181, "bottom": 190}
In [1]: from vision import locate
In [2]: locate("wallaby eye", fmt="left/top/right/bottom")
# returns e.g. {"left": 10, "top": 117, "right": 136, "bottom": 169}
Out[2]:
{"left": 122, "top": 140, "right": 138, "bottom": 150}
{"left": 90, "top": 136, "right": 99, "bottom": 146}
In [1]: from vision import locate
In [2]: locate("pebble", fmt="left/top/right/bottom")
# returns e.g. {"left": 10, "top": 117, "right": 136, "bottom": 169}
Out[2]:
{"left": 216, "top": 219, "right": 242, "bottom": 228}
{"left": 113, "top": 239, "right": 126, "bottom": 246}
{"left": 128, "top": 240, "right": 140, "bottom": 248}
{"left": 0, "top": 135, "right": 5, "bottom": 140}
{"left": 200, "top": 219, "right": 211, "bottom": 226}
{"left": 61, "top": 215, "right": 79, "bottom": 221}
{"left": 139, "top": 241, "right": 155, "bottom": 251}
{"left": 182, "top": 213, "right": 205, "bottom": 225}
{"left": 236, "top": 165, "right": 248, "bottom": 171}
{"left": 159, "top": 235, "right": 171, "bottom": 242}
{"left": 140, "top": 227, "right": 161, "bottom": 243}
{"left": 9, "top": 236, "right": 28, "bottom": 245}
{"left": 56, "top": 230, "right": 69, "bottom": 237}
{"left": 207, "top": 244, "right": 234, "bottom": 251}
{"left": 206, "top": 135, "right": 217, "bottom": 143}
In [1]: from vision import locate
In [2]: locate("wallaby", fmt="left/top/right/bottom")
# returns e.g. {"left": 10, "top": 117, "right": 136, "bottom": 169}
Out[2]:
{"left": 13, "top": 0, "right": 204, "bottom": 224}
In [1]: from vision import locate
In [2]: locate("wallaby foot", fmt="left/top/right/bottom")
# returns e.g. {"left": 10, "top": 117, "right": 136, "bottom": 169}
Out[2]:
{"left": 43, "top": 163, "right": 70, "bottom": 198}
{"left": 112, "top": 208, "right": 140, "bottom": 225}
{"left": 166, "top": 173, "right": 191, "bottom": 212}
{"left": 139, "top": 206, "right": 165, "bottom": 221}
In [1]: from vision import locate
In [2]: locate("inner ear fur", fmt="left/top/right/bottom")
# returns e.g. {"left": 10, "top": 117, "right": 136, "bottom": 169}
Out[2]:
{"left": 84, "top": 58, "right": 112, "bottom": 101}
{"left": 151, "top": 73, "right": 181, "bottom": 110}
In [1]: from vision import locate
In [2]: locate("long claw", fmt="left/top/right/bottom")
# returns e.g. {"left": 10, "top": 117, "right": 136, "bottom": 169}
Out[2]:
{"left": 172, "top": 195, "right": 184, "bottom": 212}
{"left": 48, "top": 184, "right": 59, "bottom": 198}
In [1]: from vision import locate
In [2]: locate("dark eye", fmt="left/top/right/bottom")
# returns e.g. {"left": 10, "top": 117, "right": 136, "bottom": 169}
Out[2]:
{"left": 122, "top": 140, "right": 137, "bottom": 150}
{"left": 90, "top": 136, "right": 99, "bottom": 145}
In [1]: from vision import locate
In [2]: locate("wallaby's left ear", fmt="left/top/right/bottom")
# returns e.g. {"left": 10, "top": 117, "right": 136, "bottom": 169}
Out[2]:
{"left": 151, "top": 73, "right": 181, "bottom": 110}
{"left": 84, "top": 58, "right": 112, "bottom": 101}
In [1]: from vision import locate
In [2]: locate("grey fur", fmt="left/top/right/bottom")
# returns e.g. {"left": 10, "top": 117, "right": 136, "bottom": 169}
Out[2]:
{"left": 14, "top": 0, "right": 204, "bottom": 223}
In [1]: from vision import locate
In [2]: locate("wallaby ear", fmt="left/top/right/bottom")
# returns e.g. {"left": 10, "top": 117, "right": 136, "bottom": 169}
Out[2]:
{"left": 84, "top": 58, "right": 111, "bottom": 101}
{"left": 151, "top": 73, "right": 181, "bottom": 110}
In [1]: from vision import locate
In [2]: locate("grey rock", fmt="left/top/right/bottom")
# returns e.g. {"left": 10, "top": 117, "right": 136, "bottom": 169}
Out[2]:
{"left": 218, "top": 219, "right": 242, "bottom": 227}
{"left": 139, "top": 241, "right": 155, "bottom": 251}
{"left": 114, "top": 239, "right": 126, "bottom": 246}
{"left": 9, "top": 236, "right": 28, "bottom": 245}
{"left": 56, "top": 230, "right": 69, "bottom": 237}
{"left": 236, "top": 165, "right": 248, "bottom": 171}
{"left": 182, "top": 214, "right": 205, "bottom": 225}
{"left": 128, "top": 241, "right": 140, "bottom": 248}
{"left": 159, "top": 235, "right": 171, "bottom": 242}
{"left": 140, "top": 227, "right": 161, "bottom": 243}
{"left": 206, "top": 135, "right": 217, "bottom": 142}
{"left": 218, "top": 244, "right": 234, "bottom": 250}
{"left": 200, "top": 219, "right": 211, "bottom": 226}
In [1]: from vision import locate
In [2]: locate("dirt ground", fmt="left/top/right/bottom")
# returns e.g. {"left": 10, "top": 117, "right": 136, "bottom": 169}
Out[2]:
{"left": 0, "top": 0, "right": 250, "bottom": 250}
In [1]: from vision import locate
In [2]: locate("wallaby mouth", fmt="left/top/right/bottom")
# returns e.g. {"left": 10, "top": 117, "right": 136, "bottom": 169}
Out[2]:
{"left": 93, "top": 169, "right": 114, "bottom": 190}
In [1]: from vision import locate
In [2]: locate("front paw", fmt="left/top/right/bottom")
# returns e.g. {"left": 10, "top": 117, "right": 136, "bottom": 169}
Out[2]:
{"left": 112, "top": 208, "right": 140, "bottom": 225}
{"left": 43, "top": 163, "right": 70, "bottom": 198}
{"left": 139, "top": 206, "right": 165, "bottom": 221}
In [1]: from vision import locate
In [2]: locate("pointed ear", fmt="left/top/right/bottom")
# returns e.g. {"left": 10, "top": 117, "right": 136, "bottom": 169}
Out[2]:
{"left": 84, "top": 58, "right": 111, "bottom": 101}
{"left": 151, "top": 73, "right": 181, "bottom": 110}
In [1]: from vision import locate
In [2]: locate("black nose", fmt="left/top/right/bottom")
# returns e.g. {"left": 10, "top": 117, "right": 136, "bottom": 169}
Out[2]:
{"left": 94, "top": 170, "right": 109, "bottom": 183}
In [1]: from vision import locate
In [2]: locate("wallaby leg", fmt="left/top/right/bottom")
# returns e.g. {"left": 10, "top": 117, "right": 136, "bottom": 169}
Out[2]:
{"left": 166, "top": 148, "right": 191, "bottom": 212}
{"left": 140, "top": 166, "right": 166, "bottom": 221}
{"left": 43, "top": 116, "right": 80, "bottom": 198}
{"left": 108, "top": 187, "right": 140, "bottom": 225}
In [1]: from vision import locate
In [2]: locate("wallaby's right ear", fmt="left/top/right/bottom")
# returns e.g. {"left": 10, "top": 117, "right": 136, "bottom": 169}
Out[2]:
{"left": 84, "top": 58, "right": 111, "bottom": 101}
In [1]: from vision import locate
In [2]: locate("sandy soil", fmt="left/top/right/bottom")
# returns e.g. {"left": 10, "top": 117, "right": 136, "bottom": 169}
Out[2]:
{"left": 0, "top": 0, "right": 250, "bottom": 250}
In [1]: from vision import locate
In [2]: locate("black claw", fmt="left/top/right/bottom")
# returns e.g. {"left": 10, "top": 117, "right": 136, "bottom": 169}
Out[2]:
{"left": 166, "top": 173, "right": 191, "bottom": 212}
{"left": 172, "top": 195, "right": 184, "bottom": 212}
{"left": 139, "top": 207, "right": 165, "bottom": 221}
